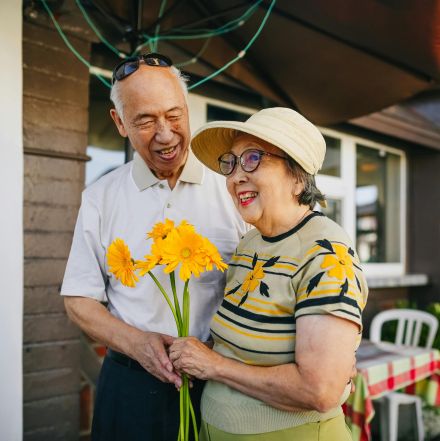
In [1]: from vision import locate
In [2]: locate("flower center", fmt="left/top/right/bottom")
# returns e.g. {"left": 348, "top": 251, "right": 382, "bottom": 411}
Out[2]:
{"left": 339, "top": 259, "right": 346, "bottom": 265}
{"left": 181, "top": 248, "right": 191, "bottom": 258}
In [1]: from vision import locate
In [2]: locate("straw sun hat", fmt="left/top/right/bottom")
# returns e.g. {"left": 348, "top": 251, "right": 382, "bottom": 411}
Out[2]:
{"left": 191, "top": 107, "right": 326, "bottom": 176}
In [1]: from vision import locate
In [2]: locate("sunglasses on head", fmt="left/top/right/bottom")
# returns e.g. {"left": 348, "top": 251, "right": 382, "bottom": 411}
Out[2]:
{"left": 111, "top": 53, "right": 173, "bottom": 84}
{"left": 218, "top": 149, "right": 288, "bottom": 176}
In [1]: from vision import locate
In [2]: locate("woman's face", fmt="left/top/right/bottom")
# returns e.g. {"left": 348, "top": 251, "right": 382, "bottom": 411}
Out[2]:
{"left": 226, "top": 134, "right": 301, "bottom": 231}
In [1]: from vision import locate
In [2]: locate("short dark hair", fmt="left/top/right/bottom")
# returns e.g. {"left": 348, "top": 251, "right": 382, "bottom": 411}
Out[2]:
{"left": 285, "top": 157, "right": 326, "bottom": 209}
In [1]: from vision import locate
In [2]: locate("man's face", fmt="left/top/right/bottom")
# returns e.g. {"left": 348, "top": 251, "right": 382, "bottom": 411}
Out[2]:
{"left": 110, "top": 65, "right": 190, "bottom": 181}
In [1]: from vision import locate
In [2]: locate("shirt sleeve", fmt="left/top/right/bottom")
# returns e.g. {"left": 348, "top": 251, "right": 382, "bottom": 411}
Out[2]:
{"left": 293, "top": 238, "right": 368, "bottom": 330}
{"left": 60, "top": 191, "right": 107, "bottom": 301}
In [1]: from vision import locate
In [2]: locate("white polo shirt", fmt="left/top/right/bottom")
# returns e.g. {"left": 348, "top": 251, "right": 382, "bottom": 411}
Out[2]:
{"left": 61, "top": 151, "right": 247, "bottom": 340}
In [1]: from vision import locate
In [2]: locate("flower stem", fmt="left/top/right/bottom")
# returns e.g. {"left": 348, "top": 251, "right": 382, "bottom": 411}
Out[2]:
{"left": 179, "top": 385, "right": 184, "bottom": 441}
{"left": 182, "top": 281, "right": 191, "bottom": 441}
{"left": 170, "top": 272, "right": 183, "bottom": 335}
{"left": 184, "top": 376, "right": 190, "bottom": 440}
{"left": 147, "top": 271, "right": 180, "bottom": 331}
{"left": 183, "top": 281, "right": 190, "bottom": 336}
{"left": 189, "top": 397, "right": 199, "bottom": 441}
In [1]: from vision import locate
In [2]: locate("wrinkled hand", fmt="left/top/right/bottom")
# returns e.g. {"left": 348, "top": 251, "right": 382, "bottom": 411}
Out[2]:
{"left": 169, "top": 337, "right": 221, "bottom": 381}
{"left": 132, "top": 331, "right": 181, "bottom": 386}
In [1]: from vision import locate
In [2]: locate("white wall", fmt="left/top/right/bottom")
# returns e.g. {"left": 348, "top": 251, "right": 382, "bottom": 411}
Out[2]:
{"left": 0, "top": 1, "right": 23, "bottom": 440}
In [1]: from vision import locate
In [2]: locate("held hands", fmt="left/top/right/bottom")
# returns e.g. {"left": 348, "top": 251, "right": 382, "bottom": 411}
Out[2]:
{"left": 132, "top": 331, "right": 182, "bottom": 386}
{"left": 169, "top": 337, "right": 220, "bottom": 381}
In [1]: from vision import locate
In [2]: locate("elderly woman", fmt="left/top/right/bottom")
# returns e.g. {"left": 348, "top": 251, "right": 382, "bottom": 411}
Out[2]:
{"left": 170, "top": 108, "right": 368, "bottom": 441}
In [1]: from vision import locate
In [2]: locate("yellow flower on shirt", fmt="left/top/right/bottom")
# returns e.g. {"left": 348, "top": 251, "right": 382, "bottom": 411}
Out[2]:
{"left": 107, "top": 238, "right": 138, "bottom": 287}
{"left": 242, "top": 261, "right": 265, "bottom": 293}
{"left": 320, "top": 243, "right": 355, "bottom": 281}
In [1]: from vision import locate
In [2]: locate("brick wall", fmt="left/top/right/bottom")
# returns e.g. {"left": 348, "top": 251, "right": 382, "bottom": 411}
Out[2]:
{"left": 22, "top": 21, "right": 90, "bottom": 440}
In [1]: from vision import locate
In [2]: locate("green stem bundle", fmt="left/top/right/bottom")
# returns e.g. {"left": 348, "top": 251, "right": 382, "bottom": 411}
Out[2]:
{"left": 149, "top": 273, "right": 198, "bottom": 441}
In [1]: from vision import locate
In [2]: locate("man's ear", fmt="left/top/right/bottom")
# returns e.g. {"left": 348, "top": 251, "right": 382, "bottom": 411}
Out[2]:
{"left": 110, "top": 108, "right": 128, "bottom": 137}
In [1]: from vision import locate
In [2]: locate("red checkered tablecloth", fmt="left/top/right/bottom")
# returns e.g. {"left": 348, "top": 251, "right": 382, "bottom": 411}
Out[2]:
{"left": 344, "top": 340, "right": 440, "bottom": 441}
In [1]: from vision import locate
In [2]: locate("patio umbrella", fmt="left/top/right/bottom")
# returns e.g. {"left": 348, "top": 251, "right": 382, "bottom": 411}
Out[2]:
{"left": 48, "top": 0, "right": 440, "bottom": 125}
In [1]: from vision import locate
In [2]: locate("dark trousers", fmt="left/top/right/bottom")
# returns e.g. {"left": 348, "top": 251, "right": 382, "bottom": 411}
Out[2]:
{"left": 91, "top": 355, "right": 205, "bottom": 441}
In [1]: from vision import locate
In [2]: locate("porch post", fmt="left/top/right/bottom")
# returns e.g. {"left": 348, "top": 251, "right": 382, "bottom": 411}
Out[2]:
{"left": 0, "top": 1, "right": 23, "bottom": 440}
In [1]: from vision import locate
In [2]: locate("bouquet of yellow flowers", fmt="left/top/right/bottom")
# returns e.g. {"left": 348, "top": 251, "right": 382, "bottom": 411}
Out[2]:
{"left": 107, "top": 219, "right": 228, "bottom": 441}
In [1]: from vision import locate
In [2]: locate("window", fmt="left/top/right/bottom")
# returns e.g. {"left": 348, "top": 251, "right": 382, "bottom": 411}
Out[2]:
{"left": 316, "top": 128, "right": 406, "bottom": 277}
{"left": 356, "top": 146, "right": 401, "bottom": 263}
{"left": 207, "top": 104, "right": 249, "bottom": 123}
{"left": 188, "top": 94, "right": 255, "bottom": 133}
{"left": 321, "top": 136, "right": 341, "bottom": 177}
{"left": 86, "top": 75, "right": 125, "bottom": 186}
{"left": 321, "top": 198, "right": 342, "bottom": 224}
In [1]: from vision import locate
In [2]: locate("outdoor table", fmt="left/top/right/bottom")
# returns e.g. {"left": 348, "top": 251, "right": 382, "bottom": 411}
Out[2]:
{"left": 343, "top": 339, "right": 440, "bottom": 441}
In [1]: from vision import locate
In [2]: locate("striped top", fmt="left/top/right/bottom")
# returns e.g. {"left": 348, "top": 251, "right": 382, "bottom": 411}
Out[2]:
{"left": 201, "top": 212, "right": 368, "bottom": 434}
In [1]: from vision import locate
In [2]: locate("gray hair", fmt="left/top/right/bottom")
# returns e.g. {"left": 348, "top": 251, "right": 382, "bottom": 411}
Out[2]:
{"left": 285, "top": 157, "right": 326, "bottom": 209}
{"left": 110, "top": 65, "right": 189, "bottom": 122}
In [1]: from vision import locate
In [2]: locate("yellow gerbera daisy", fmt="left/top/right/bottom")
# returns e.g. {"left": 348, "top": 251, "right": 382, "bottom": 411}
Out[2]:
{"left": 201, "top": 237, "right": 228, "bottom": 272}
{"left": 107, "top": 238, "right": 138, "bottom": 287}
{"left": 242, "top": 261, "right": 265, "bottom": 293}
{"left": 175, "top": 220, "right": 196, "bottom": 235}
{"left": 321, "top": 244, "right": 355, "bottom": 281}
{"left": 136, "top": 240, "right": 164, "bottom": 276}
{"left": 147, "top": 218, "right": 175, "bottom": 241}
{"left": 160, "top": 228, "right": 207, "bottom": 281}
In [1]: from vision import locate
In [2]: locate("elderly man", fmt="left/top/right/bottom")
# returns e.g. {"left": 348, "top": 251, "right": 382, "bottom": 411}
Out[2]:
{"left": 61, "top": 54, "right": 247, "bottom": 441}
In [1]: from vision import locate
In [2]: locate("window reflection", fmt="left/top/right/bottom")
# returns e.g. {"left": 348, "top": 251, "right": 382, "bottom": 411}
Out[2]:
{"left": 86, "top": 76, "right": 125, "bottom": 186}
{"left": 356, "top": 145, "right": 401, "bottom": 263}
{"left": 321, "top": 136, "right": 341, "bottom": 177}
{"left": 320, "top": 198, "right": 342, "bottom": 224}
{"left": 86, "top": 147, "right": 125, "bottom": 186}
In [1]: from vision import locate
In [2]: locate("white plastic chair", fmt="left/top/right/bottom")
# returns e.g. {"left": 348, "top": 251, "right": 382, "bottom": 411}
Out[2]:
{"left": 370, "top": 308, "right": 439, "bottom": 441}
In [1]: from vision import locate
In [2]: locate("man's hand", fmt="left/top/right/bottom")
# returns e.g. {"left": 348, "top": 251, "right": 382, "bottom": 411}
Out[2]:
{"left": 63, "top": 297, "right": 182, "bottom": 385}
{"left": 131, "top": 332, "right": 181, "bottom": 386}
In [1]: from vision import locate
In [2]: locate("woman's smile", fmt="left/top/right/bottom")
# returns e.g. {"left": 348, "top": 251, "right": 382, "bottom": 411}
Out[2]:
{"left": 238, "top": 191, "right": 258, "bottom": 206}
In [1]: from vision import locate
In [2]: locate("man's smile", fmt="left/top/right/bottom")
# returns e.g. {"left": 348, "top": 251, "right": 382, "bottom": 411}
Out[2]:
{"left": 156, "top": 144, "right": 179, "bottom": 160}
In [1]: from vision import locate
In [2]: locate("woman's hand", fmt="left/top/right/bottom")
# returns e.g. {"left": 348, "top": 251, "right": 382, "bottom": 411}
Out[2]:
{"left": 169, "top": 337, "right": 222, "bottom": 380}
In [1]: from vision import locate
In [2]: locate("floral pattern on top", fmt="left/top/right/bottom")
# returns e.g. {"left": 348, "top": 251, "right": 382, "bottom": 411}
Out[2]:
{"left": 225, "top": 253, "right": 280, "bottom": 307}
{"left": 242, "top": 261, "right": 265, "bottom": 294}
{"left": 306, "top": 239, "right": 362, "bottom": 297}
{"left": 321, "top": 243, "right": 356, "bottom": 281}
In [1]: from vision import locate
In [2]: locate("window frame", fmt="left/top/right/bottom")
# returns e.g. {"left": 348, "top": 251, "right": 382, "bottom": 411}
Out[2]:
{"left": 318, "top": 128, "right": 407, "bottom": 277}
{"left": 187, "top": 93, "right": 257, "bottom": 133}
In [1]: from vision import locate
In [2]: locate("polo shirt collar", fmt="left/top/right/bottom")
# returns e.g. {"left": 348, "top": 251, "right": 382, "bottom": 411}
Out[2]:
{"left": 132, "top": 149, "right": 204, "bottom": 191}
